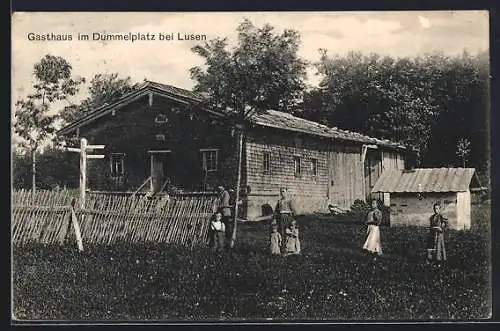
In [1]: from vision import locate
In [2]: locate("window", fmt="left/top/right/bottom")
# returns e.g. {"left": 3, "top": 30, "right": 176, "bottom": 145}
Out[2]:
{"left": 294, "top": 156, "right": 301, "bottom": 175}
{"left": 155, "top": 113, "right": 168, "bottom": 124}
{"left": 110, "top": 153, "right": 125, "bottom": 177}
{"left": 310, "top": 158, "right": 317, "bottom": 176}
{"left": 201, "top": 149, "right": 218, "bottom": 172}
{"left": 263, "top": 152, "right": 271, "bottom": 172}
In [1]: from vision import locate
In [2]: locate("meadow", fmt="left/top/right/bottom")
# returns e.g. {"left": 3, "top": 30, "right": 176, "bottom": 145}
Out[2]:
{"left": 12, "top": 204, "right": 491, "bottom": 322}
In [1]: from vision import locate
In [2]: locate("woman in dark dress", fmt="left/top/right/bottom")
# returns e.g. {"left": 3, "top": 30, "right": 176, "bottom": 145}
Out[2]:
{"left": 426, "top": 203, "right": 448, "bottom": 266}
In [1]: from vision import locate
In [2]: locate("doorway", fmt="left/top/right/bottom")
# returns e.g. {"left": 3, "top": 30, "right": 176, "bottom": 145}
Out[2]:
{"left": 149, "top": 150, "right": 172, "bottom": 193}
{"left": 364, "top": 148, "right": 382, "bottom": 201}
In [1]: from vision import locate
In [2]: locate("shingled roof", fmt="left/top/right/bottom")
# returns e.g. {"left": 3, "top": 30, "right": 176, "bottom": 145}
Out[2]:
{"left": 58, "top": 80, "right": 405, "bottom": 149}
{"left": 250, "top": 110, "right": 405, "bottom": 149}
{"left": 145, "top": 80, "right": 205, "bottom": 102}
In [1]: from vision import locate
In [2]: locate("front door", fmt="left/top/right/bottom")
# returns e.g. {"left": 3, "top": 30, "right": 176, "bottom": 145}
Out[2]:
{"left": 150, "top": 151, "right": 171, "bottom": 193}
{"left": 364, "top": 149, "right": 382, "bottom": 201}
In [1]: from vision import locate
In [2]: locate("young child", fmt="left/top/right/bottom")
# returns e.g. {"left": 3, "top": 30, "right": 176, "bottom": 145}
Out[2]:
{"left": 208, "top": 211, "right": 225, "bottom": 252}
{"left": 426, "top": 203, "right": 448, "bottom": 266}
{"left": 284, "top": 219, "right": 300, "bottom": 256}
{"left": 362, "top": 199, "right": 383, "bottom": 259}
{"left": 270, "top": 223, "right": 282, "bottom": 255}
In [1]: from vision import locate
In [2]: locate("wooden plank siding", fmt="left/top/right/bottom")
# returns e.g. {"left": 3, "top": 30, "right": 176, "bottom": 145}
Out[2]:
{"left": 76, "top": 94, "right": 235, "bottom": 192}
{"left": 328, "top": 145, "right": 365, "bottom": 209}
{"left": 382, "top": 150, "right": 405, "bottom": 171}
{"left": 244, "top": 129, "right": 329, "bottom": 220}
{"left": 243, "top": 127, "right": 406, "bottom": 220}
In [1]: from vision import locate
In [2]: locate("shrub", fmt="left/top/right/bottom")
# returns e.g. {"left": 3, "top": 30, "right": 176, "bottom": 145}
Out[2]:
{"left": 347, "top": 199, "right": 369, "bottom": 223}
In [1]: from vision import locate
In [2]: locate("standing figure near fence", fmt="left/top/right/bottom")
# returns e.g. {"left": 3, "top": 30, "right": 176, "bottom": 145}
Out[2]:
{"left": 215, "top": 185, "right": 232, "bottom": 249}
{"left": 426, "top": 203, "right": 448, "bottom": 266}
{"left": 270, "top": 223, "right": 282, "bottom": 255}
{"left": 272, "top": 188, "right": 297, "bottom": 249}
{"left": 208, "top": 211, "right": 226, "bottom": 253}
{"left": 362, "top": 199, "right": 383, "bottom": 259}
{"left": 284, "top": 219, "right": 300, "bottom": 256}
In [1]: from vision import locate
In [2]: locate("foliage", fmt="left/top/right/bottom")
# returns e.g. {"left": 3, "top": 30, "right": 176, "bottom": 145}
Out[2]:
{"left": 346, "top": 199, "right": 390, "bottom": 225}
{"left": 190, "top": 18, "right": 307, "bottom": 120}
{"left": 12, "top": 206, "right": 491, "bottom": 320}
{"left": 347, "top": 199, "right": 370, "bottom": 223}
{"left": 13, "top": 54, "right": 84, "bottom": 191}
{"left": 14, "top": 54, "right": 84, "bottom": 152}
{"left": 61, "top": 73, "right": 140, "bottom": 124}
{"left": 190, "top": 19, "right": 308, "bottom": 246}
{"left": 302, "top": 50, "right": 489, "bottom": 170}
{"left": 12, "top": 148, "right": 79, "bottom": 189}
{"left": 456, "top": 138, "right": 471, "bottom": 168}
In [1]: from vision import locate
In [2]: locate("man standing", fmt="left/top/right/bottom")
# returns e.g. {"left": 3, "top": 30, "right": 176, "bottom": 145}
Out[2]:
{"left": 216, "top": 185, "right": 232, "bottom": 248}
{"left": 273, "top": 187, "right": 297, "bottom": 246}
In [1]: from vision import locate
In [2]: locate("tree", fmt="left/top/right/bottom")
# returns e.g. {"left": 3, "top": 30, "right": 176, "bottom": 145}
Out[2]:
{"left": 190, "top": 19, "right": 307, "bottom": 248}
{"left": 456, "top": 138, "right": 471, "bottom": 168}
{"left": 61, "top": 73, "right": 139, "bottom": 124}
{"left": 303, "top": 50, "right": 489, "bottom": 169}
{"left": 14, "top": 54, "right": 84, "bottom": 199}
{"left": 12, "top": 148, "right": 79, "bottom": 190}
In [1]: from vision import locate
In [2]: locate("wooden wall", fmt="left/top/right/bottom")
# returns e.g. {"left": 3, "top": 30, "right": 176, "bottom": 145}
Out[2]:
{"left": 244, "top": 127, "right": 406, "bottom": 220}
{"left": 382, "top": 150, "right": 405, "bottom": 171}
{"left": 76, "top": 94, "right": 235, "bottom": 192}
{"left": 244, "top": 128, "right": 329, "bottom": 220}
{"left": 328, "top": 145, "right": 365, "bottom": 209}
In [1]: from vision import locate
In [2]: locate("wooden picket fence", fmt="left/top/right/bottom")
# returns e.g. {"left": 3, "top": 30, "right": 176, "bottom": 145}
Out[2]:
{"left": 12, "top": 189, "right": 217, "bottom": 249}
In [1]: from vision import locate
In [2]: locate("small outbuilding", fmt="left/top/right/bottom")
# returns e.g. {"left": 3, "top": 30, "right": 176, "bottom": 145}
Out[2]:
{"left": 371, "top": 168, "right": 482, "bottom": 230}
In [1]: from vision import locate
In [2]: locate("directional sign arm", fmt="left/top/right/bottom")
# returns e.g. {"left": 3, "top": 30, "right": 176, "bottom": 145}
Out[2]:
{"left": 86, "top": 155, "right": 105, "bottom": 159}
{"left": 87, "top": 145, "right": 105, "bottom": 150}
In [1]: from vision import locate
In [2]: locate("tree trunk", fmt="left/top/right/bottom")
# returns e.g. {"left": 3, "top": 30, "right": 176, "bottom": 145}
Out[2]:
{"left": 31, "top": 148, "right": 36, "bottom": 202}
{"left": 230, "top": 128, "right": 244, "bottom": 248}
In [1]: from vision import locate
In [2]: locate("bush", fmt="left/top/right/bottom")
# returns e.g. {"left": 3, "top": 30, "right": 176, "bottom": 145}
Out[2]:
{"left": 346, "top": 199, "right": 390, "bottom": 225}
{"left": 347, "top": 199, "right": 369, "bottom": 223}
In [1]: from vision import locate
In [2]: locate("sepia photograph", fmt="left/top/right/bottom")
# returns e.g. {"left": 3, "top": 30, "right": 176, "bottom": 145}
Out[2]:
{"left": 11, "top": 11, "right": 491, "bottom": 322}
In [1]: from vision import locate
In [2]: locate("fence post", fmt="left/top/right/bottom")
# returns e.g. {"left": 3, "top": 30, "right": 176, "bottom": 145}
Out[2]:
{"left": 80, "top": 138, "right": 87, "bottom": 210}
{"left": 70, "top": 198, "right": 84, "bottom": 252}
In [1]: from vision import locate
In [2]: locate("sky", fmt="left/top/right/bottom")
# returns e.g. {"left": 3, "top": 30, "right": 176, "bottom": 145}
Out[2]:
{"left": 11, "top": 11, "right": 489, "bottom": 121}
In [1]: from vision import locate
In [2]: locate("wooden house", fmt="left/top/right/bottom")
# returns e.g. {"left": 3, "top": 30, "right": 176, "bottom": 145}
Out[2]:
{"left": 371, "top": 168, "right": 482, "bottom": 230}
{"left": 58, "top": 80, "right": 406, "bottom": 221}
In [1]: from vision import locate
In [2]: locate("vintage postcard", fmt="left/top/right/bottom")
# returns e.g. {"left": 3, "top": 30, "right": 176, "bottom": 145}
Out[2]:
{"left": 11, "top": 11, "right": 491, "bottom": 322}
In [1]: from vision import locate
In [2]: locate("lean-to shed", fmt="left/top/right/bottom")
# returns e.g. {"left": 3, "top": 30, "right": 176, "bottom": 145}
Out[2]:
{"left": 371, "top": 168, "right": 481, "bottom": 230}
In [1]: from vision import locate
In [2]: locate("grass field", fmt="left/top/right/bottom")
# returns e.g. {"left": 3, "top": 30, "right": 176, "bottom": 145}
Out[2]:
{"left": 12, "top": 204, "right": 491, "bottom": 321}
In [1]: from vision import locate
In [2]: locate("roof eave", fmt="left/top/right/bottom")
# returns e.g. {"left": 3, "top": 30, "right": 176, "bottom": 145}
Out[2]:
{"left": 249, "top": 121, "right": 404, "bottom": 149}
{"left": 57, "top": 84, "right": 225, "bottom": 135}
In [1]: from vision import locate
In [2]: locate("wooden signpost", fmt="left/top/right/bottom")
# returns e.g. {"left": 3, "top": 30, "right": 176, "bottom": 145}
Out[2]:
{"left": 65, "top": 138, "right": 105, "bottom": 251}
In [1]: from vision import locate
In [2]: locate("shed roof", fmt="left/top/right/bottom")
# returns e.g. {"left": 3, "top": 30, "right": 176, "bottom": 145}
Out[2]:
{"left": 371, "top": 168, "right": 476, "bottom": 193}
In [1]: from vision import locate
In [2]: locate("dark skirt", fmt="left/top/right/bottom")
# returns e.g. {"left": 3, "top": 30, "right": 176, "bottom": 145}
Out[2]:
{"left": 208, "top": 230, "right": 225, "bottom": 251}
{"left": 426, "top": 229, "right": 446, "bottom": 261}
{"left": 277, "top": 214, "right": 294, "bottom": 234}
